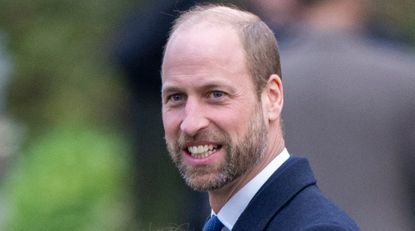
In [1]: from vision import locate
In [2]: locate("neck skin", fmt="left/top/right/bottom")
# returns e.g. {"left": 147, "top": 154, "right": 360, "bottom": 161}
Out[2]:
{"left": 303, "top": 0, "right": 364, "bottom": 32}
{"left": 208, "top": 122, "right": 285, "bottom": 213}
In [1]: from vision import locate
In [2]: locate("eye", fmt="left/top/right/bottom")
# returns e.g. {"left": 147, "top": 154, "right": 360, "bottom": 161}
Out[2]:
{"left": 166, "top": 93, "right": 186, "bottom": 105}
{"left": 207, "top": 90, "right": 227, "bottom": 102}
{"left": 210, "top": 91, "right": 225, "bottom": 98}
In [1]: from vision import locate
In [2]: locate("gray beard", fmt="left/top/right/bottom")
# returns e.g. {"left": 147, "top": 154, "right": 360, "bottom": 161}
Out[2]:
{"left": 166, "top": 107, "right": 267, "bottom": 192}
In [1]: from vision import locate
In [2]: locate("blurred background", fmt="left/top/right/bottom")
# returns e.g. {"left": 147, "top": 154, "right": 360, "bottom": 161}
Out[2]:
{"left": 0, "top": 0, "right": 414, "bottom": 230}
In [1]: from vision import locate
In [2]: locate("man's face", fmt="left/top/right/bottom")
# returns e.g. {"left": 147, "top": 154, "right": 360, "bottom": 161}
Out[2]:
{"left": 161, "top": 24, "right": 268, "bottom": 191}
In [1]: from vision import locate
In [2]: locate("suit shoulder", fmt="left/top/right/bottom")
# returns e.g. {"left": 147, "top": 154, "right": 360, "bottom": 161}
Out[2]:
{"left": 301, "top": 223, "right": 359, "bottom": 231}
{"left": 267, "top": 185, "right": 360, "bottom": 230}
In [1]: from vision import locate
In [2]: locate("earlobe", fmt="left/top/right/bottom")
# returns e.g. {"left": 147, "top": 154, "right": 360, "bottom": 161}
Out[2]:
{"left": 263, "top": 74, "right": 284, "bottom": 121}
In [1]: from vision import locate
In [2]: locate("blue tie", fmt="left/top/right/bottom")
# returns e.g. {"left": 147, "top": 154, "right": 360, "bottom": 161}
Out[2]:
{"left": 203, "top": 215, "right": 224, "bottom": 231}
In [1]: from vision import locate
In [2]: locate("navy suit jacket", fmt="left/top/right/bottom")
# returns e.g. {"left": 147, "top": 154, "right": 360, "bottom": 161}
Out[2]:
{"left": 232, "top": 157, "right": 359, "bottom": 231}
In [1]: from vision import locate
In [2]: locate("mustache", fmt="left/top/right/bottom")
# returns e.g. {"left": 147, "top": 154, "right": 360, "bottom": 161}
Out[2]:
{"left": 176, "top": 129, "right": 229, "bottom": 148}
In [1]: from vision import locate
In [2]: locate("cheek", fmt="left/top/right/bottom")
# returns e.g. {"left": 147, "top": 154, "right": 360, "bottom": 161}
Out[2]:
{"left": 162, "top": 111, "right": 181, "bottom": 138}
{"left": 210, "top": 106, "right": 254, "bottom": 136}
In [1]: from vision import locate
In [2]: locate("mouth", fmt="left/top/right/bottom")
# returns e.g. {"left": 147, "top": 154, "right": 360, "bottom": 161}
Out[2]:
{"left": 185, "top": 144, "right": 222, "bottom": 159}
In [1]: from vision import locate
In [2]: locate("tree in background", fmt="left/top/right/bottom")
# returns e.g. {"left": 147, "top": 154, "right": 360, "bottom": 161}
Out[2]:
{"left": 2, "top": 126, "right": 133, "bottom": 231}
{"left": 0, "top": 0, "right": 140, "bottom": 230}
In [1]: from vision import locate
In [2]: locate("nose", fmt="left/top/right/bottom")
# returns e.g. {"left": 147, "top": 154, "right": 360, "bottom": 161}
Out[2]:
{"left": 180, "top": 99, "right": 209, "bottom": 136}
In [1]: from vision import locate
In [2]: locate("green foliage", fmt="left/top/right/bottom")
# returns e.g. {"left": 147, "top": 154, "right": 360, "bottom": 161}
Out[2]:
{"left": 0, "top": 0, "right": 158, "bottom": 229}
{"left": 0, "top": 1, "right": 140, "bottom": 227}
{"left": 0, "top": 0, "right": 139, "bottom": 131}
{"left": 2, "top": 126, "right": 133, "bottom": 231}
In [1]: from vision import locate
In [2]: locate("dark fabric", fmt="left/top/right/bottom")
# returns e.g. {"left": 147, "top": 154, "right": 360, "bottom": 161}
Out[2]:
{"left": 112, "top": 0, "right": 207, "bottom": 90}
{"left": 233, "top": 157, "right": 359, "bottom": 231}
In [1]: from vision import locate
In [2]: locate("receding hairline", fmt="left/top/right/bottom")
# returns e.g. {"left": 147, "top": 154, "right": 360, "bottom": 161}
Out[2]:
{"left": 169, "top": 4, "right": 261, "bottom": 38}
{"left": 163, "top": 4, "right": 261, "bottom": 73}
{"left": 163, "top": 4, "right": 282, "bottom": 94}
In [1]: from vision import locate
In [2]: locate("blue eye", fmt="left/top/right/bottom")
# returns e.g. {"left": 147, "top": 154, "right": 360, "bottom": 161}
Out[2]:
{"left": 170, "top": 94, "right": 183, "bottom": 101}
{"left": 207, "top": 91, "right": 228, "bottom": 103}
{"left": 210, "top": 91, "right": 225, "bottom": 98}
{"left": 166, "top": 93, "right": 185, "bottom": 105}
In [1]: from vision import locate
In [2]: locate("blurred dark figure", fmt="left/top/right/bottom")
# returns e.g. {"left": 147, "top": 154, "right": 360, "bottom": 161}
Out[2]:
{"left": 245, "top": 0, "right": 304, "bottom": 48}
{"left": 111, "top": 0, "right": 211, "bottom": 229}
{"left": 267, "top": 0, "right": 415, "bottom": 230}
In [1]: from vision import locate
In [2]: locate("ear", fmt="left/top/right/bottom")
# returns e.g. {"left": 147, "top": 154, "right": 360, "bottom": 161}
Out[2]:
{"left": 261, "top": 74, "right": 284, "bottom": 122}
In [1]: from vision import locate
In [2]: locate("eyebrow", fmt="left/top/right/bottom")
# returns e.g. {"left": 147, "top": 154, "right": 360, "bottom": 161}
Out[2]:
{"left": 201, "top": 83, "right": 236, "bottom": 94}
{"left": 162, "top": 79, "right": 236, "bottom": 95}
{"left": 161, "top": 85, "right": 182, "bottom": 98}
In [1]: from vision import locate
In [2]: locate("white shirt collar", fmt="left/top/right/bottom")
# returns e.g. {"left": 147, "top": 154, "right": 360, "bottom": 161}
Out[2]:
{"left": 212, "top": 148, "right": 290, "bottom": 230}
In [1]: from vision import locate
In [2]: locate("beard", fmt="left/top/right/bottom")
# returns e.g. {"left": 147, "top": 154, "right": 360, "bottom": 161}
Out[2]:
{"left": 166, "top": 106, "right": 268, "bottom": 192}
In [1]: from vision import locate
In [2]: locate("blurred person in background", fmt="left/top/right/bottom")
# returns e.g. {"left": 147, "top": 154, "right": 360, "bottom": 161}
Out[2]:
{"left": 254, "top": 0, "right": 415, "bottom": 230}
{"left": 245, "top": 0, "right": 305, "bottom": 48}
{"left": 112, "top": 0, "right": 212, "bottom": 229}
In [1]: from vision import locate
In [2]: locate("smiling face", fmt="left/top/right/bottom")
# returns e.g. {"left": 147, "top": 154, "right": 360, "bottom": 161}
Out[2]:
{"left": 161, "top": 23, "right": 269, "bottom": 191}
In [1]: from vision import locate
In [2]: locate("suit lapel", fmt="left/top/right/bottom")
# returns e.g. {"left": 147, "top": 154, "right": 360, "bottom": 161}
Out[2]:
{"left": 232, "top": 157, "right": 316, "bottom": 231}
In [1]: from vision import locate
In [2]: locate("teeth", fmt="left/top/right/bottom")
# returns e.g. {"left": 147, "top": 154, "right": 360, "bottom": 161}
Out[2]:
{"left": 187, "top": 144, "right": 218, "bottom": 159}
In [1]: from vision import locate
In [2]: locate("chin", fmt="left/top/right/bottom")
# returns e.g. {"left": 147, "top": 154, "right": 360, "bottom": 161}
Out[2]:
{"left": 186, "top": 180, "right": 223, "bottom": 192}
{"left": 182, "top": 167, "right": 236, "bottom": 192}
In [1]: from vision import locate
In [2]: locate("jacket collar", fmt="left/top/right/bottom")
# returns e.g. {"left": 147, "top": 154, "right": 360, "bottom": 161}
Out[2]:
{"left": 232, "top": 157, "right": 316, "bottom": 230}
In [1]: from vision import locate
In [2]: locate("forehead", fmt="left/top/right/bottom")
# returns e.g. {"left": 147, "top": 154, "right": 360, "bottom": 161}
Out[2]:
{"left": 162, "top": 22, "right": 248, "bottom": 79}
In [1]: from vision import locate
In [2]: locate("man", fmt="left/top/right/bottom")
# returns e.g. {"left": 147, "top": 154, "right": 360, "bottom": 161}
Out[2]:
{"left": 161, "top": 4, "right": 359, "bottom": 231}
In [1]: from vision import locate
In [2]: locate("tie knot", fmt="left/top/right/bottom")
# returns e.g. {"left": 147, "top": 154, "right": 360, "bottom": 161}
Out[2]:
{"left": 203, "top": 215, "right": 224, "bottom": 231}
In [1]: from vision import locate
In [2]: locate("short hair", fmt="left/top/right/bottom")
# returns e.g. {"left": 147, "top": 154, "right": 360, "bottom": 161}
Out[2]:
{"left": 165, "top": 4, "right": 281, "bottom": 96}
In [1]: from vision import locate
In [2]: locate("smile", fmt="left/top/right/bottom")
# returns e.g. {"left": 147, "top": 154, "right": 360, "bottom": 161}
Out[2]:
{"left": 187, "top": 144, "right": 221, "bottom": 159}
